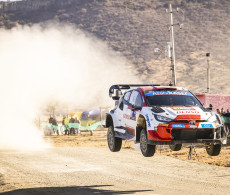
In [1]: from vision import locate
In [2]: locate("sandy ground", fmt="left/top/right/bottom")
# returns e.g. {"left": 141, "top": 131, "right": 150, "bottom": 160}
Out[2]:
{"left": 0, "top": 130, "right": 230, "bottom": 194}
{"left": 46, "top": 130, "right": 230, "bottom": 167}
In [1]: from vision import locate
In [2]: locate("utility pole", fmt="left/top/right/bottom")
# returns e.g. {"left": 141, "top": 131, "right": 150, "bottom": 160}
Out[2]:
{"left": 166, "top": 4, "right": 183, "bottom": 86}
{"left": 169, "top": 4, "right": 176, "bottom": 86}
{"left": 206, "top": 53, "right": 210, "bottom": 93}
{"left": 155, "top": 4, "right": 182, "bottom": 86}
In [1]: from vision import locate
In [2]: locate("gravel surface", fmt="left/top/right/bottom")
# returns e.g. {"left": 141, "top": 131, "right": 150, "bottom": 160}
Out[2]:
{"left": 0, "top": 146, "right": 230, "bottom": 195}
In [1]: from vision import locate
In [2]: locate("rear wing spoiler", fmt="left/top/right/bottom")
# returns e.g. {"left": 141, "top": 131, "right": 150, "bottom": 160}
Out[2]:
{"left": 109, "top": 84, "right": 160, "bottom": 100}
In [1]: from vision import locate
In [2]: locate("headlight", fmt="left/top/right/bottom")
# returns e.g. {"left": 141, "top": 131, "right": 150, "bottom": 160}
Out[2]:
{"left": 208, "top": 114, "right": 219, "bottom": 123}
{"left": 154, "top": 114, "right": 173, "bottom": 122}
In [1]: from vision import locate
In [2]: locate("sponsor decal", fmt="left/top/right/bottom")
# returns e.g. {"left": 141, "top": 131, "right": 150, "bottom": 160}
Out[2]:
{"left": 132, "top": 111, "right": 136, "bottom": 120}
{"left": 123, "top": 114, "right": 130, "bottom": 119}
{"left": 172, "top": 124, "right": 185, "bottom": 128}
{"left": 201, "top": 124, "right": 213, "bottom": 128}
{"left": 145, "top": 91, "right": 192, "bottom": 96}
{"left": 158, "top": 123, "right": 169, "bottom": 127}
{"left": 176, "top": 110, "right": 199, "bottom": 114}
{"left": 145, "top": 114, "right": 151, "bottom": 127}
{"left": 171, "top": 107, "right": 195, "bottom": 110}
{"left": 189, "top": 125, "right": 197, "bottom": 128}
{"left": 123, "top": 113, "right": 136, "bottom": 121}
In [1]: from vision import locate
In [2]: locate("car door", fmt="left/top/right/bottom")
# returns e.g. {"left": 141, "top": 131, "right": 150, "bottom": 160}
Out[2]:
{"left": 124, "top": 90, "right": 143, "bottom": 140}
{"left": 114, "top": 91, "right": 132, "bottom": 134}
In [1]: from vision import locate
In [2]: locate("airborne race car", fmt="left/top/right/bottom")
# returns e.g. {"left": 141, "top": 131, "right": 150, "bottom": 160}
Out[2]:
{"left": 106, "top": 85, "right": 227, "bottom": 157}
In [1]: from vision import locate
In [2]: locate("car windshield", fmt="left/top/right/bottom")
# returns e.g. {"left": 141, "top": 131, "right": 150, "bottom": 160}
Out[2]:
{"left": 145, "top": 91, "right": 202, "bottom": 107}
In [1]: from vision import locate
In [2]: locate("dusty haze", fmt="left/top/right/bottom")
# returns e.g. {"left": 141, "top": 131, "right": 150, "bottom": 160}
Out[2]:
{"left": 0, "top": 23, "right": 139, "bottom": 150}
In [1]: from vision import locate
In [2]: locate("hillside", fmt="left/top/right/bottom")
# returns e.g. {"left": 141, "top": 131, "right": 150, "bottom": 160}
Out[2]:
{"left": 0, "top": 0, "right": 230, "bottom": 93}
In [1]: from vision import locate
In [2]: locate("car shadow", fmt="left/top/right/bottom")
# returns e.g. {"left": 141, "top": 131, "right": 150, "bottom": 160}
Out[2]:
{"left": 0, "top": 185, "right": 153, "bottom": 195}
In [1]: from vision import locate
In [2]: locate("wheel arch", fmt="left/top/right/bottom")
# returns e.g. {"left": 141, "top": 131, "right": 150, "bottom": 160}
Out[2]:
{"left": 136, "top": 114, "right": 147, "bottom": 142}
{"left": 106, "top": 114, "right": 114, "bottom": 128}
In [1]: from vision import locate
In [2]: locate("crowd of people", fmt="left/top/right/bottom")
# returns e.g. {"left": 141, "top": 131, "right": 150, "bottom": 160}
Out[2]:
{"left": 216, "top": 108, "right": 230, "bottom": 115}
{"left": 62, "top": 115, "right": 80, "bottom": 135}
{"left": 48, "top": 115, "right": 80, "bottom": 135}
{"left": 216, "top": 108, "right": 230, "bottom": 134}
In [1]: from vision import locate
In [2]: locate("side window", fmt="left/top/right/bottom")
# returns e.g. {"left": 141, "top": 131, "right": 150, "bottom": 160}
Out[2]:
{"left": 124, "top": 91, "right": 131, "bottom": 102}
{"left": 135, "top": 93, "right": 143, "bottom": 107}
{"left": 129, "top": 91, "right": 143, "bottom": 107}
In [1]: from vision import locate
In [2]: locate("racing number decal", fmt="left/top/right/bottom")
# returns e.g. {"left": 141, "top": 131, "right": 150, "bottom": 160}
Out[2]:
{"left": 201, "top": 124, "right": 213, "bottom": 128}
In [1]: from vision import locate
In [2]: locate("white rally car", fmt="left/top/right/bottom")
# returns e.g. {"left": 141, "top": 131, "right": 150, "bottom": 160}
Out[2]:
{"left": 106, "top": 85, "right": 227, "bottom": 157}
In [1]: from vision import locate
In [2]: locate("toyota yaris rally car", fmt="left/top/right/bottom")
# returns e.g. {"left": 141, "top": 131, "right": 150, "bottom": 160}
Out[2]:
{"left": 106, "top": 85, "right": 227, "bottom": 157}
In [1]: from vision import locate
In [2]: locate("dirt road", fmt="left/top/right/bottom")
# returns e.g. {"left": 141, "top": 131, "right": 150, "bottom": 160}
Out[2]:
{"left": 1, "top": 146, "right": 230, "bottom": 195}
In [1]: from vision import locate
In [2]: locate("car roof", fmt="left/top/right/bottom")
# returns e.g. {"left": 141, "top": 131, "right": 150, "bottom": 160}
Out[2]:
{"left": 129, "top": 86, "right": 187, "bottom": 91}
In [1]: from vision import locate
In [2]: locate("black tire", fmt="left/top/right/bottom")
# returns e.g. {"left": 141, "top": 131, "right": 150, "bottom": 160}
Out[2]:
{"left": 169, "top": 144, "right": 182, "bottom": 151}
{"left": 140, "top": 129, "right": 156, "bottom": 157}
{"left": 206, "top": 143, "right": 221, "bottom": 156}
{"left": 107, "top": 126, "right": 122, "bottom": 152}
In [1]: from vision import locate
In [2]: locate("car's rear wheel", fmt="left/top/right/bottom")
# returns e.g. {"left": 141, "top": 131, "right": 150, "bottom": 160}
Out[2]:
{"left": 107, "top": 126, "right": 122, "bottom": 152}
{"left": 140, "top": 129, "right": 156, "bottom": 157}
{"left": 169, "top": 144, "right": 182, "bottom": 151}
{"left": 206, "top": 143, "right": 221, "bottom": 156}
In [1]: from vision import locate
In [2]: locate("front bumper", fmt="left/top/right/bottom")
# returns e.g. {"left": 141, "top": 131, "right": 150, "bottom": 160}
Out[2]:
{"left": 148, "top": 139, "right": 224, "bottom": 145}
{"left": 147, "top": 122, "right": 227, "bottom": 145}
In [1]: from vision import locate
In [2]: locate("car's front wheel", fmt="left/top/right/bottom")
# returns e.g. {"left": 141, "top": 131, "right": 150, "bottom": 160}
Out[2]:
{"left": 107, "top": 126, "right": 122, "bottom": 152}
{"left": 206, "top": 143, "right": 221, "bottom": 156}
{"left": 140, "top": 129, "right": 156, "bottom": 157}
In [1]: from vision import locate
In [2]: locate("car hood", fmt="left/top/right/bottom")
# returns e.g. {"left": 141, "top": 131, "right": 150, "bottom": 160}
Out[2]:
{"left": 149, "top": 106, "right": 212, "bottom": 121}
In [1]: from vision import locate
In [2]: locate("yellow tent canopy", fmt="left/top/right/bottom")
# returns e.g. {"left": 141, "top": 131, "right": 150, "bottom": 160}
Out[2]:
{"left": 68, "top": 112, "right": 82, "bottom": 120}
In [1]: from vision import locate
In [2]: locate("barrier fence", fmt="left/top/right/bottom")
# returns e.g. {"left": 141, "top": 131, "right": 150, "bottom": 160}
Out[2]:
{"left": 221, "top": 116, "right": 230, "bottom": 124}
{"left": 41, "top": 117, "right": 230, "bottom": 137}
{"left": 41, "top": 121, "right": 105, "bottom": 133}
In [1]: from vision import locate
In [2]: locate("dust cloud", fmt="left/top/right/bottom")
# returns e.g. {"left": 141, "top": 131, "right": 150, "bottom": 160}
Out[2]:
{"left": 0, "top": 23, "right": 138, "bottom": 151}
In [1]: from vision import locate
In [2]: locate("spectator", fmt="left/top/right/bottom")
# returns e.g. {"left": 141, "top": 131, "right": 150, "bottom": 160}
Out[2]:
{"left": 75, "top": 116, "right": 80, "bottom": 134}
{"left": 69, "top": 116, "right": 76, "bottom": 135}
{"left": 64, "top": 115, "right": 70, "bottom": 135}
{"left": 221, "top": 108, "right": 225, "bottom": 115}
{"left": 216, "top": 109, "right": 221, "bottom": 114}
{"left": 51, "top": 117, "right": 58, "bottom": 135}
{"left": 62, "top": 116, "right": 66, "bottom": 135}
{"left": 52, "top": 117, "right": 58, "bottom": 126}
{"left": 48, "top": 115, "right": 54, "bottom": 124}
{"left": 223, "top": 109, "right": 230, "bottom": 135}
{"left": 168, "top": 81, "right": 173, "bottom": 86}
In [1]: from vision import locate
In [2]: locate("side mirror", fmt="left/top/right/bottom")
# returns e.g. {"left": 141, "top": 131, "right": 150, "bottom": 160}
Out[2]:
{"left": 209, "top": 104, "right": 213, "bottom": 111}
{"left": 112, "top": 96, "right": 120, "bottom": 100}
{"left": 205, "top": 104, "right": 213, "bottom": 111}
{"left": 205, "top": 106, "right": 212, "bottom": 111}
{"left": 131, "top": 104, "right": 142, "bottom": 111}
